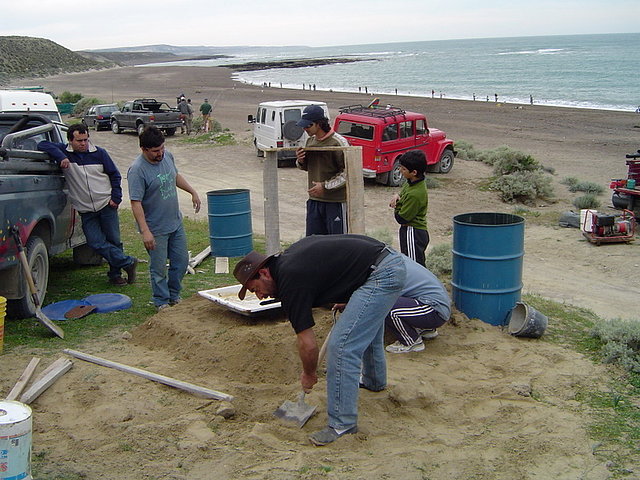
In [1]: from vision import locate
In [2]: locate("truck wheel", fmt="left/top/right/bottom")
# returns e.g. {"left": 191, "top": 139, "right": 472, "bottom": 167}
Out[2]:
{"left": 111, "top": 120, "right": 122, "bottom": 134}
{"left": 7, "top": 236, "right": 49, "bottom": 319}
{"left": 165, "top": 128, "right": 176, "bottom": 136}
{"left": 387, "top": 159, "right": 405, "bottom": 187}
{"left": 254, "top": 140, "right": 264, "bottom": 157}
{"left": 611, "top": 192, "right": 629, "bottom": 210}
{"left": 437, "top": 149, "right": 454, "bottom": 173}
{"left": 137, "top": 123, "right": 146, "bottom": 136}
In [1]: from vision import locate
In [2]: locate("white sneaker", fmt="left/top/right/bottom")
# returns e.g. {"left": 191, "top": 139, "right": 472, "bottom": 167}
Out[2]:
{"left": 418, "top": 328, "right": 439, "bottom": 340}
{"left": 385, "top": 340, "right": 425, "bottom": 353}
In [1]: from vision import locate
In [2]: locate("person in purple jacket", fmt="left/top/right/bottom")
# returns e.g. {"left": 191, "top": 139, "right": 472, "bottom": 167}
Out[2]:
{"left": 38, "top": 123, "right": 137, "bottom": 286}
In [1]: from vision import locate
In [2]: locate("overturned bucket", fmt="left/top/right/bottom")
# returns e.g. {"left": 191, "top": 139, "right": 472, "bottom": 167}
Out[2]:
{"left": 507, "top": 302, "right": 548, "bottom": 338}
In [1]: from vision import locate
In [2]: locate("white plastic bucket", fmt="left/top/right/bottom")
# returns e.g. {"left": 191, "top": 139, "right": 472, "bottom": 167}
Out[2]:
{"left": 0, "top": 401, "right": 33, "bottom": 480}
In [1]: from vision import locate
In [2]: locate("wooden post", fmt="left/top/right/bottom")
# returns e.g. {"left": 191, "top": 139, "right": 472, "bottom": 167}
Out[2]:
{"left": 263, "top": 150, "right": 281, "bottom": 255}
{"left": 344, "top": 146, "right": 365, "bottom": 234}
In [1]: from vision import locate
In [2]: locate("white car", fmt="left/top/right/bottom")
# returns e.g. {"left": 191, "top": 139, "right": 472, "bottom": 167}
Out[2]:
{"left": 248, "top": 100, "right": 328, "bottom": 167}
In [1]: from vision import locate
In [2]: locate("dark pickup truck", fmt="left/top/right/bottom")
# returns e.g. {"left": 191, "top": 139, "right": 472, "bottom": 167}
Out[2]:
{"left": 0, "top": 113, "right": 90, "bottom": 318}
{"left": 110, "top": 98, "right": 182, "bottom": 136}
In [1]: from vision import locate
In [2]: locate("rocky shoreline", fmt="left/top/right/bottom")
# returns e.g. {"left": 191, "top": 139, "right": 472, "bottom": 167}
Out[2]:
{"left": 225, "top": 57, "right": 371, "bottom": 71}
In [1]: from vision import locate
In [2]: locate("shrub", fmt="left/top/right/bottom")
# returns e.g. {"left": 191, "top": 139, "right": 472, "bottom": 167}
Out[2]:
{"left": 573, "top": 194, "right": 600, "bottom": 209}
{"left": 425, "top": 243, "right": 452, "bottom": 277}
{"left": 59, "top": 91, "right": 82, "bottom": 103}
{"left": 591, "top": 319, "right": 640, "bottom": 373}
{"left": 453, "top": 140, "right": 478, "bottom": 161}
{"left": 476, "top": 145, "right": 513, "bottom": 166}
{"left": 561, "top": 176, "right": 580, "bottom": 187}
{"left": 491, "top": 150, "right": 540, "bottom": 176}
{"left": 73, "top": 97, "right": 103, "bottom": 116}
{"left": 490, "top": 170, "right": 553, "bottom": 204}
{"left": 568, "top": 181, "right": 605, "bottom": 195}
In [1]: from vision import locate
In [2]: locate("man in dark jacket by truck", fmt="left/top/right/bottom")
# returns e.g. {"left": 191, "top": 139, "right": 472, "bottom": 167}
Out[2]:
{"left": 38, "top": 124, "right": 137, "bottom": 286}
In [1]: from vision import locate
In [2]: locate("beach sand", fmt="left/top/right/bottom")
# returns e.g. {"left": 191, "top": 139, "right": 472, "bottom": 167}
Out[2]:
{"left": 2, "top": 66, "right": 639, "bottom": 479}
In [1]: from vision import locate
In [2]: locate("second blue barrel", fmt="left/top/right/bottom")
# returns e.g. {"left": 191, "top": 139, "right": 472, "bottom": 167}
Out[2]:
{"left": 451, "top": 212, "right": 525, "bottom": 326}
{"left": 207, "top": 189, "right": 253, "bottom": 257}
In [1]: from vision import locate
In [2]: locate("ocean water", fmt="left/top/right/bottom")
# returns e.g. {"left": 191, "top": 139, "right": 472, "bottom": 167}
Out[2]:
{"left": 150, "top": 33, "right": 640, "bottom": 112}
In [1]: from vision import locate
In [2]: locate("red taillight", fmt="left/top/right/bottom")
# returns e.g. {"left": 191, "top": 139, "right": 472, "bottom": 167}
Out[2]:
{"left": 97, "top": 115, "right": 104, "bottom": 120}
{"left": 149, "top": 115, "right": 155, "bottom": 122}
{"left": 276, "top": 141, "right": 284, "bottom": 148}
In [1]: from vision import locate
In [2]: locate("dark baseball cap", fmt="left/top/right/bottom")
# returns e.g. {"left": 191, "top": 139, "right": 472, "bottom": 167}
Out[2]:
{"left": 233, "top": 251, "right": 275, "bottom": 300}
{"left": 296, "top": 104, "right": 326, "bottom": 128}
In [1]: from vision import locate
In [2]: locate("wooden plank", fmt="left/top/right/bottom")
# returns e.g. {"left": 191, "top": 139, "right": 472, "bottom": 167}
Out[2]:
{"left": 344, "top": 146, "right": 365, "bottom": 234}
{"left": 5, "top": 357, "right": 40, "bottom": 401}
{"left": 20, "top": 358, "right": 72, "bottom": 404}
{"left": 63, "top": 349, "right": 234, "bottom": 402}
{"left": 263, "top": 150, "right": 281, "bottom": 255}
{"left": 214, "top": 256, "right": 229, "bottom": 274}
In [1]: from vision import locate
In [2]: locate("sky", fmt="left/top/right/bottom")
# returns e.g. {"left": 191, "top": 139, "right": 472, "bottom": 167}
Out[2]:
{"left": 1, "top": 0, "right": 638, "bottom": 51}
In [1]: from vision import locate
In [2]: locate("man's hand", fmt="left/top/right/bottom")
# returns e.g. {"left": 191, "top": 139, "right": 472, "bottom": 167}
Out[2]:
{"left": 60, "top": 158, "right": 70, "bottom": 169}
{"left": 108, "top": 199, "right": 119, "bottom": 209}
{"left": 295, "top": 147, "right": 306, "bottom": 164}
{"left": 308, "top": 181, "right": 325, "bottom": 197}
{"left": 300, "top": 371, "right": 318, "bottom": 393}
{"left": 141, "top": 230, "right": 155, "bottom": 251}
{"left": 192, "top": 193, "right": 201, "bottom": 213}
{"left": 332, "top": 303, "right": 346, "bottom": 312}
{"left": 389, "top": 193, "right": 400, "bottom": 208}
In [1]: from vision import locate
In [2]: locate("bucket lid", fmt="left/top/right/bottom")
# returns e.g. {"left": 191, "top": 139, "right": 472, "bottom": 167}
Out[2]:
{"left": 0, "top": 400, "right": 32, "bottom": 423}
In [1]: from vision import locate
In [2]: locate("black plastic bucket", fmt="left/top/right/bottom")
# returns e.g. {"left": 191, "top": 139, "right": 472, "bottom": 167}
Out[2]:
{"left": 507, "top": 302, "right": 548, "bottom": 338}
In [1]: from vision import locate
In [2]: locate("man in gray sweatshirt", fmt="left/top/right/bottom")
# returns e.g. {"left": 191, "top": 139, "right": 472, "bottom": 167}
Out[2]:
{"left": 38, "top": 123, "right": 137, "bottom": 286}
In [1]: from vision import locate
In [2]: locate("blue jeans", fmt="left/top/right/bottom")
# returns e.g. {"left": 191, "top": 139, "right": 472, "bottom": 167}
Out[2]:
{"left": 147, "top": 225, "right": 188, "bottom": 307}
{"left": 325, "top": 249, "right": 406, "bottom": 430}
{"left": 81, "top": 206, "right": 134, "bottom": 280}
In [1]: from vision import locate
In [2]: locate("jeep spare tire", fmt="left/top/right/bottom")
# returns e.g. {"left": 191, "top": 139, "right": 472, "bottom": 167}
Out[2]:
{"left": 283, "top": 120, "right": 304, "bottom": 141}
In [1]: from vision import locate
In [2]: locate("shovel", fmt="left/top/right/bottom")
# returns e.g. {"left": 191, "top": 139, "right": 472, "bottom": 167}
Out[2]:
{"left": 11, "top": 228, "right": 64, "bottom": 338}
{"left": 273, "top": 324, "right": 333, "bottom": 428}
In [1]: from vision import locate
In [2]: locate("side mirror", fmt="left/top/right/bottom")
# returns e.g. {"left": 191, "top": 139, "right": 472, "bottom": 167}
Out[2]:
{"left": 247, "top": 114, "right": 255, "bottom": 124}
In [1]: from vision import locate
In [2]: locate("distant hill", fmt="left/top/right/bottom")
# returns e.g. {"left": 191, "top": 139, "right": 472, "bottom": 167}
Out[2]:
{"left": 0, "top": 36, "right": 107, "bottom": 85}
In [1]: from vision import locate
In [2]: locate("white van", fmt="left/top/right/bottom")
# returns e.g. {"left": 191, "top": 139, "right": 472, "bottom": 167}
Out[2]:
{"left": 0, "top": 90, "right": 62, "bottom": 123}
{"left": 248, "top": 100, "right": 329, "bottom": 166}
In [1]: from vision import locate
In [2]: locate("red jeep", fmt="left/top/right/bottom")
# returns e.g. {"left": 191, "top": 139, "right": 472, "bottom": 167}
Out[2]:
{"left": 334, "top": 105, "right": 455, "bottom": 186}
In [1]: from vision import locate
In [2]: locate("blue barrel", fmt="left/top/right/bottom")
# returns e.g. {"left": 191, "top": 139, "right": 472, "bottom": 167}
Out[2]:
{"left": 207, "top": 189, "right": 253, "bottom": 257}
{"left": 451, "top": 212, "right": 525, "bottom": 326}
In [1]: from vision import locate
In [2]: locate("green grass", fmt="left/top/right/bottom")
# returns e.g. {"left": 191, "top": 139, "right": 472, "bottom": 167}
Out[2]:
{"left": 524, "top": 294, "right": 639, "bottom": 474}
{"left": 2, "top": 210, "right": 249, "bottom": 351}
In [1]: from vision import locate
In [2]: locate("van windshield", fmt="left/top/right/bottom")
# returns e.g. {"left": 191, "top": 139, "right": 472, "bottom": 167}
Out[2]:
{"left": 336, "top": 121, "right": 374, "bottom": 140}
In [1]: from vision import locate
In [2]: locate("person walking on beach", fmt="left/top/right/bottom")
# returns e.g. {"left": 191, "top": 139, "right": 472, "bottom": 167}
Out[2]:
{"left": 389, "top": 150, "right": 430, "bottom": 267}
{"left": 199, "top": 98, "right": 212, "bottom": 132}
{"left": 495, "top": 93, "right": 499, "bottom": 102}
{"left": 177, "top": 97, "right": 191, "bottom": 135}
{"left": 232, "top": 234, "right": 407, "bottom": 446}
{"left": 38, "top": 124, "right": 138, "bottom": 287}
{"left": 384, "top": 261, "right": 451, "bottom": 353}
{"left": 127, "top": 126, "right": 201, "bottom": 311}
{"left": 187, "top": 99, "right": 194, "bottom": 132}
{"left": 295, "top": 104, "right": 349, "bottom": 235}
